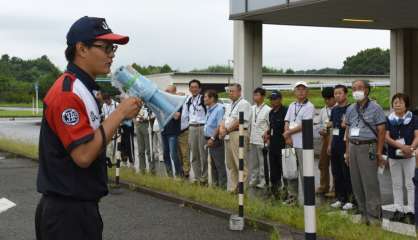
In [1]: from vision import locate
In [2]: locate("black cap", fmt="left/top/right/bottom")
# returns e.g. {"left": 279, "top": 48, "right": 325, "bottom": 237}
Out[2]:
{"left": 66, "top": 16, "right": 129, "bottom": 46}
{"left": 269, "top": 90, "right": 282, "bottom": 100}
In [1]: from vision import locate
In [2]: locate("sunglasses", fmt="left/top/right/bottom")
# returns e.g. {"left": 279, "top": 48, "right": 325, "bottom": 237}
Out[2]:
{"left": 91, "top": 43, "right": 118, "bottom": 54}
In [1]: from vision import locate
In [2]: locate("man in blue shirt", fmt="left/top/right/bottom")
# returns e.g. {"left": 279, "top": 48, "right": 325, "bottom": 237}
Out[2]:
{"left": 204, "top": 89, "right": 227, "bottom": 188}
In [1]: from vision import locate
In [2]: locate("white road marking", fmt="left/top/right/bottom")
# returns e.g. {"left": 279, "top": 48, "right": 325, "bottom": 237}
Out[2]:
{"left": 0, "top": 198, "right": 16, "bottom": 214}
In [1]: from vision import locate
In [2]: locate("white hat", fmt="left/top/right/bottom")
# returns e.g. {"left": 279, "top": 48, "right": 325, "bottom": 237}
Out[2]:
{"left": 294, "top": 81, "right": 308, "bottom": 89}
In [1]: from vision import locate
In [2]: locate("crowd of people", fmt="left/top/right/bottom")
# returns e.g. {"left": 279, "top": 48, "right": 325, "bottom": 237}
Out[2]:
{"left": 101, "top": 78, "right": 418, "bottom": 227}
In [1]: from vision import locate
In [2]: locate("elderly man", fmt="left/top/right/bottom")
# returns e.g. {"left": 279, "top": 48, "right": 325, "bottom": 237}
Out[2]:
{"left": 204, "top": 89, "right": 227, "bottom": 188}
{"left": 219, "top": 83, "right": 251, "bottom": 193}
{"left": 283, "top": 81, "right": 315, "bottom": 205}
{"left": 344, "top": 79, "right": 386, "bottom": 225}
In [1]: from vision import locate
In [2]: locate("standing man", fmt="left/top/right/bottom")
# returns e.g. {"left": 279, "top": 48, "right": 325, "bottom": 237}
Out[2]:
{"left": 204, "top": 89, "right": 227, "bottom": 188}
{"left": 161, "top": 85, "right": 182, "bottom": 177}
{"left": 35, "top": 16, "right": 140, "bottom": 240}
{"left": 183, "top": 79, "right": 207, "bottom": 184}
{"left": 177, "top": 92, "right": 191, "bottom": 179}
{"left": 135, "top": 102, "right": 155, "bottom": 174}
{"left": 328, "top": 85, "right": 354, "bottom": 210}
{"left": 249, "top": 87, "right": 271, "bottom": 189}
{"left": 101, "top": 94, "right": 118, "bottom": 164}
{"left": 283, "top": 81, "right": 315, "bottom": 205}
{"left": 345, "top": 79, "right": 386, "bottom": 225}
{"left": 316, "top": 87, "right": 336, "bottom": 195}
{"left": 263, "top": 90, "right": 288, "bottom": 198}
{"left": 219, "top": 83, "right": 251, "bottom": 193}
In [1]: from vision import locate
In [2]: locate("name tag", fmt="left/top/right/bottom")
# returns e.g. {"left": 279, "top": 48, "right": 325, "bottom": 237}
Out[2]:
{"left": 289, "top": 122, "right": 298, "bottom": 130}
{"left": 350, "top": 127, "right": 360, "bottom": 137}
{"left": 396, "top": 138, "right": 405, "bottom": 145}
{"left": 332, "top": 128, "right": 339, "bottom": 136}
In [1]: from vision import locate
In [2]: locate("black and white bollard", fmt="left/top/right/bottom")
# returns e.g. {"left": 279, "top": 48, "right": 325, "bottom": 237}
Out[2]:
{"left": 302, "top": 119, "right": 316, "bottom": 240}
{"left": 230, "top": 111, "right": 245, "bottom": 231}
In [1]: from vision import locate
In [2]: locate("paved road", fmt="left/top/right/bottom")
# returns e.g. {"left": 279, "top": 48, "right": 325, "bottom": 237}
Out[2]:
{"left": 0, "top": 152, "right": 269, "bottom": 240}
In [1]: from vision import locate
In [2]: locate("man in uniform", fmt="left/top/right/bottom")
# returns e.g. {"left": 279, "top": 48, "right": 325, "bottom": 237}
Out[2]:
{"left": 345, "top": 79, "right": 386, "bottom": 225}
{"left": 35, "top": 16, "right": 141, "bottom": 240}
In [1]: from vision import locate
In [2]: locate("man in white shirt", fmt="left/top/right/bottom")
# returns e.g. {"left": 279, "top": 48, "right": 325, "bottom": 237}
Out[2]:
{"left": 135, "top": 102, "right": 155, "bottom": 174}
{"left": 183, "top": 79, "right": 208, "bottom": 184}
{"left": 102, "top": 94, "right": 118, "bottom": 163}
{"left": 248, "top": 87, "right": 271, "bottom": 189}
{"left": 219, "top": 83, "right": 251, "bottom": 192}
{"left": 283, "top": 81, "right": 315, "bottom": 205}
{"left": 316, "top": 87, "right": 336, "bottom": 195}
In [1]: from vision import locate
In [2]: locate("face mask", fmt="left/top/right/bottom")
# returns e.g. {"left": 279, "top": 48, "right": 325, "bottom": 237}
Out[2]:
{"left": 352, "top": 91, "right": 365, "bottom": 101}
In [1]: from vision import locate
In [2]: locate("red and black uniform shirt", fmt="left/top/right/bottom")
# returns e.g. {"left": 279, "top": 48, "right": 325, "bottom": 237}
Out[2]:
{"left": 36, "top": 63, "right": 108, "bottom": 201}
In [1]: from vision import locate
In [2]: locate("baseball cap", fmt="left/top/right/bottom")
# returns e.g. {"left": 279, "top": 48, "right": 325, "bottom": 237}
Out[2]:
{"left": 269, "top": 90, "right": 282, "bottom": 100}
{"left": 66, "top": 16, "right": 129, "bottom": 46}
{"left": 294, "top": 81, "right": 308, "bottom": 89}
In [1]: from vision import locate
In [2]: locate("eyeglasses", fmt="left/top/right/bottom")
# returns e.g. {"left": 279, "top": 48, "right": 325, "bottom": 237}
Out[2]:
{"left": 91, "top": 44, "right": 118, "bottom": 54}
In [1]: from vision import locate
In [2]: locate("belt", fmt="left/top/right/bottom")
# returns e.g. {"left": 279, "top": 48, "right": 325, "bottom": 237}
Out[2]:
{"left": 189, "top": 124, "right": 204, "bottom": 127}
{"left": 180, "top": 128, "right": 189, "bottom": 133}
{"left": 349, "top": 139, "right": 376, "bottom": 145}
{"left": 230, "top": 128, "right": 248, "bottom": 133}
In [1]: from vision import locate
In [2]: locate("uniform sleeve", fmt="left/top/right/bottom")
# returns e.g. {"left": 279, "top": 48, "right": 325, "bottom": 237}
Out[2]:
{"left": 374, "top": 104, "right": 386, "bottom": 126}
{"left": 45, "top": 92, "right": 94, "bottom": 152}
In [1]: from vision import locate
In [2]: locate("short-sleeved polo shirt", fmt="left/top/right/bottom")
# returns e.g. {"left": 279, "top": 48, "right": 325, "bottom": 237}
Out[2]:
{"left": 36, "top": 63, "right": 108, "bottom": 201}
{"left": 345, "top": 99, "right": 386, "bottom": 141}
{"left": 224, "top": 97, "right": 251, "bottom": 129}
{"left": 284, "top": 100, "right": 315, "bottom": 148}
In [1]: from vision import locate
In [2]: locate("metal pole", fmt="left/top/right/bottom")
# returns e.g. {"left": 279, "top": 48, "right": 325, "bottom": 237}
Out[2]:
{"left": 35, "top": 82, "right": 39, "bottom": 115}
{"left": 302, "top": 119, "right": 316, "bottom": 240}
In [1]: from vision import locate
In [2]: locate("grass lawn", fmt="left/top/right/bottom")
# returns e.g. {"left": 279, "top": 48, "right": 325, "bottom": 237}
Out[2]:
{"left": 0, "top": 137, "right": 412, "bottom": 240}
{"left": 0, "top": 109, "right": 42, "bottom": 118}
{"left": 0, "top": 102, "right": 44, "bottom": 108}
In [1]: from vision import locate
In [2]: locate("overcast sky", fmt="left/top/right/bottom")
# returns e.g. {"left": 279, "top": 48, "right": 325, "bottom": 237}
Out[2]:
{"left": 0, "top": 0, "right": 389, "bottom": 72}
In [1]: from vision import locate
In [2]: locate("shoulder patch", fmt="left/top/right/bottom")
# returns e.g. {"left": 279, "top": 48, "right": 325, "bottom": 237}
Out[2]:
{"left": 62, "top": 76, "right": 72, "bottom": 92}
{"left": 62, "top": 108, "right": 80, "bottom": 126}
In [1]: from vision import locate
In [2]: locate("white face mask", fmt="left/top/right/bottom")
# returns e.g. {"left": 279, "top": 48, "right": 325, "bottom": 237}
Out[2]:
{"left": 352, "top": 91, "right": 365, "bottom": 101}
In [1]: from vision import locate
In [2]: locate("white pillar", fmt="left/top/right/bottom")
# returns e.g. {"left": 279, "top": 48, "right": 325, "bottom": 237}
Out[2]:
{"left": 233, "top": 21, "right": 263, "bottom": 102}
{"left": 390, "top": 29, "right": 418, "bottom": 109}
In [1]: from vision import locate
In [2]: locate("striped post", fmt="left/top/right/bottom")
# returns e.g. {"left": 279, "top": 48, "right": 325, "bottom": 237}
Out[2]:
{"left": 302, "top": 119, "right": 316, "bottom": 240}
{"left": 115, "top": 128, "right": 122, "bottom": 186}
{"left": 238, "top": 111, "right": 244, "bottom": 218}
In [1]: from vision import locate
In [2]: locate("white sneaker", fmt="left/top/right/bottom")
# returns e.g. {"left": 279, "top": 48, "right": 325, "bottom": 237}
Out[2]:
{"left": 330, "top": 201, "right": 342, "bottom": 208}
{"left": 342, "top": 202, "right": 354, "bottom": 210}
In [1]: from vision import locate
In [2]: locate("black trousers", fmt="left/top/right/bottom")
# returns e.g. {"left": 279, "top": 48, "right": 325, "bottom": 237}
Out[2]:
{"left": 35, "top": 195, "right": 103, "bottom": 240}
{"left": 331, "top": 146, "right": 353, "bottom": 203}
{"left": 269, "top": 146, "right": 284, "bottom": 187}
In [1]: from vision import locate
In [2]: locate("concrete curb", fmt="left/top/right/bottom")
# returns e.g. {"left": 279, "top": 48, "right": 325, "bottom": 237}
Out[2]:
{"left": 110, "top": 178, "right": 333, "bottom": 240}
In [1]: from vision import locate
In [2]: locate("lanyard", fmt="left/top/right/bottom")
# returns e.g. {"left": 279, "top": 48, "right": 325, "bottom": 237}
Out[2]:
{"left": 254, "top": 104, "right": 265, "bottom": 123}
{"left": 191, "top": 95, "right": 202, "bottom": 114}
{"left": 229, "top": 98, "right": 243, "bottom": 117}
{"left": 355, "top": 99, "right": 370, "bottom": 127}
{"left": 294, "top": 100, "right": 307, "bottom": 120}
{"left": 206, "top": 104, "right": 218, "bottom": 123}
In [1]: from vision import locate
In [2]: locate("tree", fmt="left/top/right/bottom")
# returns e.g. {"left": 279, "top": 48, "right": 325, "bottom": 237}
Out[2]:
{"left": 339, "top": 48, "right": 389, "bottom": 75}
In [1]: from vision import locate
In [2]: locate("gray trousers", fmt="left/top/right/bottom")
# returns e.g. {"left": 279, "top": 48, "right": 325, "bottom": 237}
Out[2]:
{"left": 208, "top": 140, "right": 227, "bottom": 188}
{"left": 249, "top": 144, "right": 266, "bottom": 186}
{"left": 136, "top": 122, "right": 154, "bottom": 172}
{"left": 189, "top": 125, "right": 208, "bottom": 182}
{"left": 349, "top": 143, "right": 381, "bottom": 219}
